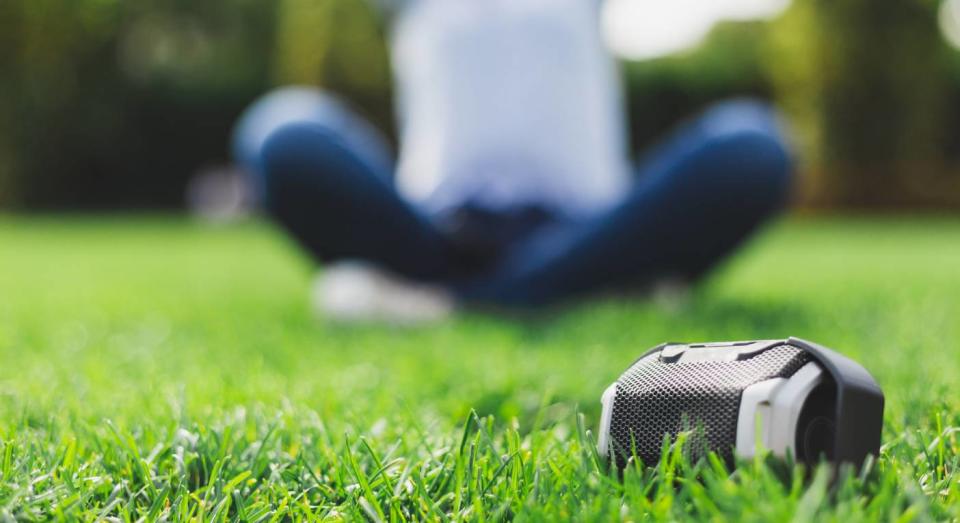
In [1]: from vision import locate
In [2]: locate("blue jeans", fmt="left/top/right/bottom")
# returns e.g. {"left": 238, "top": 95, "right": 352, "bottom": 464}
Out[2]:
{"left": 234, "top": 89, "right": 792, "bottom": 306}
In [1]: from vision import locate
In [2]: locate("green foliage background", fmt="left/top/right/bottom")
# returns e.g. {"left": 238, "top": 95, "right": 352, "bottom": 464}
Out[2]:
{"left": 2, "top": 0, "right": 960, "bottom": 209}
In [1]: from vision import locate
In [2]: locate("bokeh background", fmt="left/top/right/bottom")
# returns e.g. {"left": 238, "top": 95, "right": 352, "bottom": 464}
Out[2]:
{"left": 2, "top": 0, "right": 960, "bottom": 211}
{"left": 2, "top": 3, "right": 960, "bottom": 518}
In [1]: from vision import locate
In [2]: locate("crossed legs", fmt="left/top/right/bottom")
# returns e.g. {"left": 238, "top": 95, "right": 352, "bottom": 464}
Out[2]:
{"left": 235, "top": 92, "right": 793, "bottom": 307}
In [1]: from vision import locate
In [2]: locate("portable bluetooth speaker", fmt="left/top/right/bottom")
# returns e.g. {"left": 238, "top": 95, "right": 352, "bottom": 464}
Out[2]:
{"left": 598, "top": 338, "right": 883, "bottom": 467}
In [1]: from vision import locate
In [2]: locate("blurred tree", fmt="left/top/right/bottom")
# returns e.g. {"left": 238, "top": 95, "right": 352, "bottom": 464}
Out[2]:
{"left": 274, "top": 0, "right": 394, "bottom": 140}
{"left": 768, "top": 0, "right": 959, "bottom": 207}
{"left": 0, "top": 0, "right": 276, "bottom": 209}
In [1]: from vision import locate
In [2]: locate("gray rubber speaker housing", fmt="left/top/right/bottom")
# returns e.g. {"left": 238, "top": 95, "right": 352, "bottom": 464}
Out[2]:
{"left": 598, "top": 338, "right": 883, "bottom": 468}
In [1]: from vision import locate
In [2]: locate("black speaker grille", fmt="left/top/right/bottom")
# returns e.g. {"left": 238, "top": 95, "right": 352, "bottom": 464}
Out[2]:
{"left": 609, "top": 343, "right": 810, "bottom": 465}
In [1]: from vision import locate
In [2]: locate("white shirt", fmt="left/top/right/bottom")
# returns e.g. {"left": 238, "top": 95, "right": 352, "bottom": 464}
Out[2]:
{"left": 389, "top": 0, "right": 630, "bottom": 217}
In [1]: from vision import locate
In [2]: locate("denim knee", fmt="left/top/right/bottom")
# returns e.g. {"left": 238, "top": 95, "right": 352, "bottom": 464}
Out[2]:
{"left": 699, "top": 99, "right": 785, "bottom": 138}
{"left": 258, "top": 122, "right": 344, "bottom": 210}
{"left": 232, "top": 87, "right": 393, "bottom": 203}
{"left": 698, "top": 100, "right": 794, "bottom": 207}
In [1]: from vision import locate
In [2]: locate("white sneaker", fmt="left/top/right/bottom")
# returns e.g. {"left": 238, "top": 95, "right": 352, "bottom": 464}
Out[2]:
{"left": 311, "top": 261, "right": 455, "bottom": 325}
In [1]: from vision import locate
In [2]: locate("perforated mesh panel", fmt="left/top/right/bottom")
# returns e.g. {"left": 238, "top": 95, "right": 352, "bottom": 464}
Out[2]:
{"left": 609, "top": 343, "right": 810, "bottom": 465}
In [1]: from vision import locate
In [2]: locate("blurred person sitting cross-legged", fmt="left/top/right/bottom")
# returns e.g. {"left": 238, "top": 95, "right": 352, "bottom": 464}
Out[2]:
{"left": 232, "top": 0, "right": 793, "bottom": 323}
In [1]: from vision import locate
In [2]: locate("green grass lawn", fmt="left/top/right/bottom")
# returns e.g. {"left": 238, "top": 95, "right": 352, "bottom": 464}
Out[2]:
{"left": 0, "top": 215, "right": 958, "bottom": 520}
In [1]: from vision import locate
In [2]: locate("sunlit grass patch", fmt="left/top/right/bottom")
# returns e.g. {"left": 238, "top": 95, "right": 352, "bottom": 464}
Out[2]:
{"left": 0, "top": 215, "right": 957, "bottom": 520}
